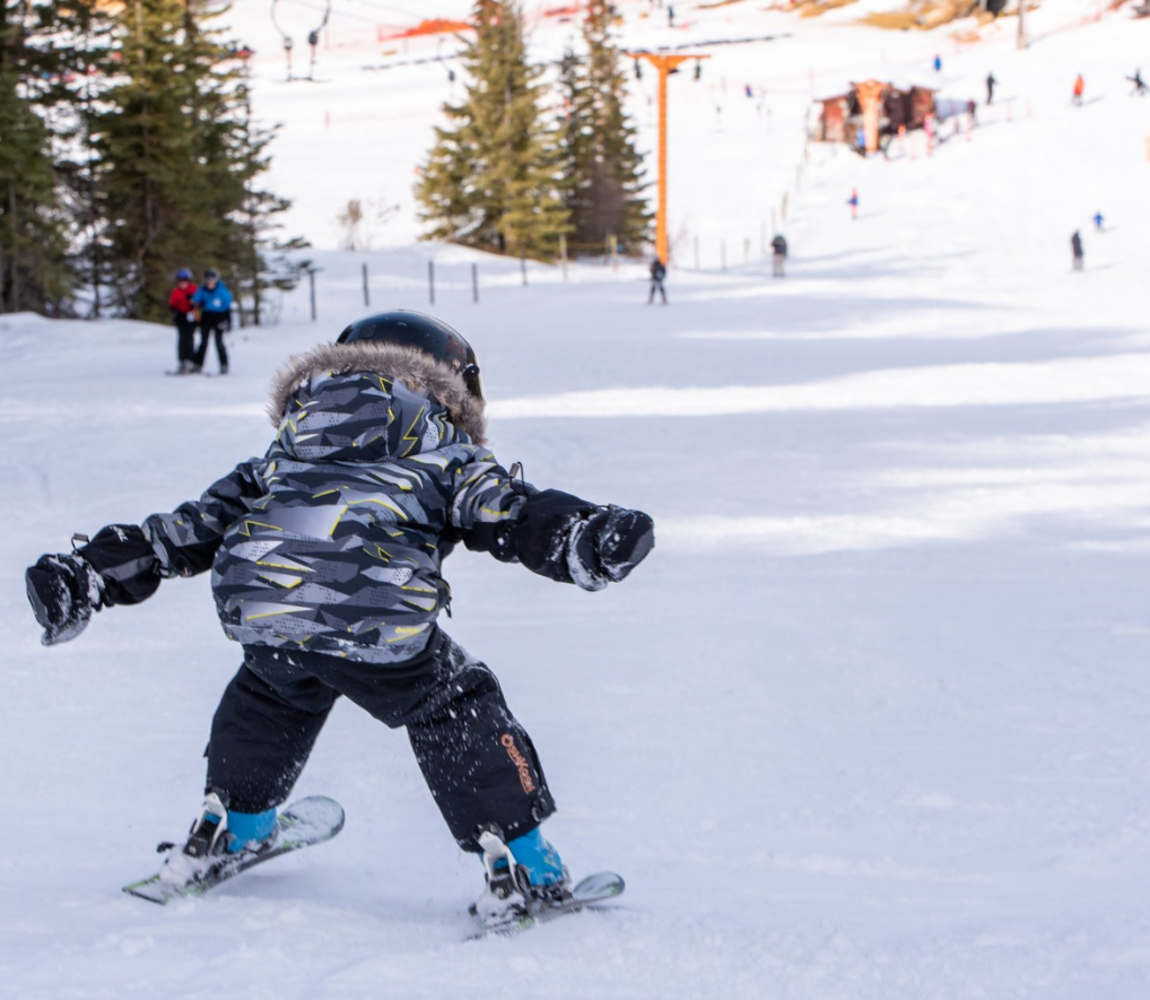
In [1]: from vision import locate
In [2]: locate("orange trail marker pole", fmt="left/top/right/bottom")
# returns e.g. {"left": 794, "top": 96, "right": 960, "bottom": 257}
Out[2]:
{"left": 629, "top": 51, "right": 710, "bottom": 265}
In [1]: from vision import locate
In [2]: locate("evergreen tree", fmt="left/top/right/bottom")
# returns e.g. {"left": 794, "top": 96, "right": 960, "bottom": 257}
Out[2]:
{"left": 0, "top": 1, "right": 80, "bottom": 313}
{"left": 91, "top": 0, "right": 207, "bottom": 318}
{"left": 558, "top": 0, "right": 649, "bottom": 256}
{"left": 417, "top": 0, "right": 568, "bottom": 259}
{"left": 93, "top": 1, "right": 301, "bottom": 321}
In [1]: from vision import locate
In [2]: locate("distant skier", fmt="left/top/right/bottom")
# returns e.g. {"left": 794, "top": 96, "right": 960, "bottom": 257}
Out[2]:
{"left": 986, "top": 72, "right": 996, "bottom": 105}
{"left": 167, "top": 268, "right": 198, "bottom": 375}
{"left": 1072, "top": 74, "right": 1085, "bottom": 106}
{"left": 848, "top": 188, "right": 859, "bottom": 220}
{"left": 933, "top": 54, "right": 942, "bottom": 73}
{"left": 190, "top": 267, "right": 232, "bottom": 375}
{"left": 1071, "top": 230, "right": 1084, "bottom": 270}
{"left": 24, "top": 309, "right": 655, "bottom": 928}
{"left": 1129, "top": 68, "right": 1147, "bottom": 95}
{"left": 770, "top": 233, "right": 788, "bottom": 278}
{"left": 648, "top": 256, "right": 668, "bottom": 304}
{"left": 1093, "top": 211, "right": 1104, "bottom": 231}
{"left": 668, "top": 4, "right": 675, "bottom": 26}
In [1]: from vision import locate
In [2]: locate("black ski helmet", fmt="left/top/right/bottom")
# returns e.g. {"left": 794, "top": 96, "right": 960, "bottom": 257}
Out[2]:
{"left": 336, "top": 309, "right": 483, "bottom": 400}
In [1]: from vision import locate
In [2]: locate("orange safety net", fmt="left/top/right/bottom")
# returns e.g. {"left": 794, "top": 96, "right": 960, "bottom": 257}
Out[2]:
{"left": 377, "top": 19, "right": 472, "bottom": 41}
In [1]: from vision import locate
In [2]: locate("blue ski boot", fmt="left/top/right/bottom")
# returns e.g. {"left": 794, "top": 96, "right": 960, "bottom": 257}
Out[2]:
{"left": 470, "top": 823, "right": 571, "bottom": 928}
{"left": 158, "top": 792, "right": 278, "bottom": 889}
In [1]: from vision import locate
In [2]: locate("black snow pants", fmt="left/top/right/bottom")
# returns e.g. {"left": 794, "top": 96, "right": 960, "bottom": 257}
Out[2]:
{"left": 174, "top": 315, "right": 197, "bottom": 366}
{"left": 204, "top": 630, "right": 556, "bottom": 851}
{"left": 194, "top": 311, "right": 229, "bottom": 369}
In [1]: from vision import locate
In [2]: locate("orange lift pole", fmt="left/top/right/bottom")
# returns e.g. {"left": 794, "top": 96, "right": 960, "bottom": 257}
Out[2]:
{"left": 630, "top": 51, "right": 710, "bottom": 265}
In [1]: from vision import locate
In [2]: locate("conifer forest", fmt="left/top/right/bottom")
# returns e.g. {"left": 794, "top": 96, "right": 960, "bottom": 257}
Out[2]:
{"left": 1, "top": 0, "right": 650, "bottom": 320}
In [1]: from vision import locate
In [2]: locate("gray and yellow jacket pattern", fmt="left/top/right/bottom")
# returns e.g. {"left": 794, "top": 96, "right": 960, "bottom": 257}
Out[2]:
{"left": 143, "top": 342, "right": 528, "bottom": 663}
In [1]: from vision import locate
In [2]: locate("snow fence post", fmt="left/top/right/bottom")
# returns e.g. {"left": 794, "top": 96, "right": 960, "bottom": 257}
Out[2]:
{"left": 308, "top": 268, "right": 317, "bottom": 321}
{"left": 362, "top": 263, "right": 369, "bottom": 307}
{"left": 428, "top": 261, "right": 435, "bottom": 305}
{"left": 472, "top": 263, "right": 479, "bottom": 303}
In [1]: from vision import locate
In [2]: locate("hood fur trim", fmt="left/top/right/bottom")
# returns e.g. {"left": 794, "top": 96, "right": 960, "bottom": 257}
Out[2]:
{"left": 268, "top": 342, "right": 487, "bottom": 445}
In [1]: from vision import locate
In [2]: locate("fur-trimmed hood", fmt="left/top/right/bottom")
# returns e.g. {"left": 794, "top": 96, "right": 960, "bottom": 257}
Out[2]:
{"left": 267, "top": 341, "right": 487, "bottom": 445}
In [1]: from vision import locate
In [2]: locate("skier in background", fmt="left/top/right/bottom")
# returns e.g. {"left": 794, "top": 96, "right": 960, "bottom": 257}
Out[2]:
{"left": 933, "top": 54, "right": 942, "bottom": 73}
{"left": 1093, "top": 211, "right": 1104, "bottom": 231}
{"left": 191, "top": 267, "right": 233, "bottom": 375}
{"left": 848, "top": 188, "right": 859, "bottom": 220}
{"left": 1128, "top": 68, "right": 1147, "bottom": 95}
{"left": 986, "top": 72, "right": 996, "bottom": 105}
{"left": 648, "top": 256, "right": 668, "bottom": 304}
{"left": 1073, "top": 74, "right": 1085, "bottom": 106}
{"left": 1071, "top": 230, "right": 1084, "bottom": 270}
{"left": 167, "top": 269, "right": 198, "bottom": 375}
{"left": 24, "top": 310, "right": 655, "bottom": 928}
{"left": 770, "top": 233, "right": 788, "bottom": 278}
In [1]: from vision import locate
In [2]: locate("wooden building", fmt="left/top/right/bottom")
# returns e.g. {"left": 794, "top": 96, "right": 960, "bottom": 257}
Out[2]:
{"left": 813, "top": 82, "right": 937, "bottom": 149}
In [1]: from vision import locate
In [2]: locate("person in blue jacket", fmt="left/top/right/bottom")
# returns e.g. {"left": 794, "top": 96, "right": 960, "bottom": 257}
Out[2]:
{"left": 191, "top": 268, "right": 233, "bottom": 375}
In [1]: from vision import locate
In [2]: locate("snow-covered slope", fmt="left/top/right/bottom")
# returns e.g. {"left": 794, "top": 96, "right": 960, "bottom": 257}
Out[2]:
{"left": 5, "top": 2, "right": 1150, "bottom": 997}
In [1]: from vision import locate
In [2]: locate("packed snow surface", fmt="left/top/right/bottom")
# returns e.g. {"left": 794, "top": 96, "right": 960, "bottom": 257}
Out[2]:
{"left": 4, "top": 0, "right": 1150, "bottom": 997}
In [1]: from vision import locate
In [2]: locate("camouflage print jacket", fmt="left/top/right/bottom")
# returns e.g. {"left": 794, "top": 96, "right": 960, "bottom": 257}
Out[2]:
{"left": 142, "top": 342, "right": 532, "bottom": 664}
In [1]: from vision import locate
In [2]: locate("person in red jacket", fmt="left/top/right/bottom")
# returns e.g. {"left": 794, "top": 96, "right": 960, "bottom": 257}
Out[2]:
{"left": 1072, "top": 74, "right": 1085, "bottom": 106}
{"left": 168, "top": 269, "right": 199, "bottom": 375}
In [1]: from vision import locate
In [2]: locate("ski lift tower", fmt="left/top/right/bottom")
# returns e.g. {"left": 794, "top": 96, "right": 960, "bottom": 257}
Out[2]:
{"left": 629, "top": 50, "right": 710, "bottom": 265}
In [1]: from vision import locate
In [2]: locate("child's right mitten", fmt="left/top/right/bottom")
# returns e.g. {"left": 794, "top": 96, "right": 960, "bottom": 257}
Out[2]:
{"left": 567, "top": 505, "right": 655, "bottom": 591}
{"left": 502, "top": 489, "right": 655, "bottom": 591}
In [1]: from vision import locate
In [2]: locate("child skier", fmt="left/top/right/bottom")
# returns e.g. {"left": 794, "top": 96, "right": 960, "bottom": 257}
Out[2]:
{"left": 25, "top": 310, "right": 655, "bottom": 926}
{"left": 167, "top": 268, "right": 198, "bottom": 375}
{"left": 190, "top": 267, "right": 233, "bottom": 375}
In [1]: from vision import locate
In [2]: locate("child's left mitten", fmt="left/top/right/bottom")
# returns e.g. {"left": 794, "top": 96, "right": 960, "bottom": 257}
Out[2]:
{"left": 25, "top": 553, "right": 104, "bottom": 646}
{"left": 26, "top": 524, "right": 161, "bottom": 646}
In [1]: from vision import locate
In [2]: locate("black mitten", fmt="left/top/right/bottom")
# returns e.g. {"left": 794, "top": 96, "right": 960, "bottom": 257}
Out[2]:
{"left": 507, "top": 489, "right": 598, "bottom": 575}
{"left": 567, "top": 506, "right": 655, "bottom": 591}
{"left": 25, "top": 553, "right": 104, "bottom": 646}
{"left": 504, "top": 490, "right": 655, "bottom": 590}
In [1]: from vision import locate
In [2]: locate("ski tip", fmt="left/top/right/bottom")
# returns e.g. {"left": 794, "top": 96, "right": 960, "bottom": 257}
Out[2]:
{"left": 573, "top": 871, "right": 625, "bottom": 900}
{"left": 281, "top": 795, "right": 346, "bottom": 839}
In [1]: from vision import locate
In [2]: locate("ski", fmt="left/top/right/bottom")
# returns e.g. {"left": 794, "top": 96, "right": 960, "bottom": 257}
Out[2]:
{"left": 469, "top": 871, "right": 625, "bottom": 938}
{"left": 122, "top": 795, "right": 344, "bottom": 905}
